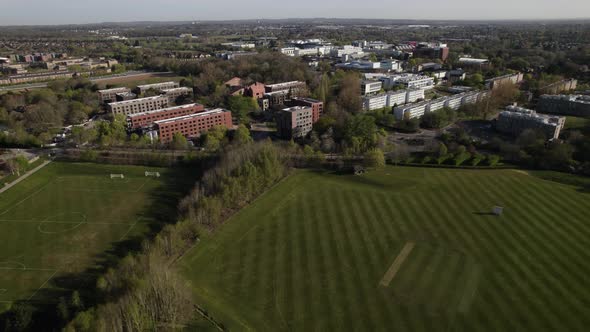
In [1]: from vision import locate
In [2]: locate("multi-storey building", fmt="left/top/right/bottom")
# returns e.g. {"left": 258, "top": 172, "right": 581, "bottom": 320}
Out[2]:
{"left": 265, "top": 81, "right": 307, "bottom": 95}
{"left": 361, "top": 80, "right": 383, "bottom": 95}
{"left": 98, "top": 87, "right": 131, "bottom": 104}
{"left": 162, "top": 87, "right": 193, "bottom": 103}
{"left": 126, "top": 103, "right": 205, "bottom": 130}
{"left": 115, "top": 92, "right": 137, "bottom": 102}
{"left": 394, "top": 101, "right": 430, "bottom": 120}
{"left": 405, "top": 89, "right": 425, "bottom": 103}
{"left": 362, "top": 89, "right": 425, "bottom": 111}
{"left": 394, "top": 90, "right": 489, "bottom": 119}
{"left": 136, "top": 81, "right": 179, "bottom": 94}
{"left": 155, "top": 108, "right": 233, "bottom": 143}
{"left": 244, "top": 82, "right": 266, "bottom": 99}
{"left": 276, "top": 106, "right": 314, "bottom": 139}
{"left": 537, "top": 94, "right": 590, "bottom": 117}
{"left": 394, "top": 75, "right": 435, "bottom": 90}
{"left": 108, "top": 95, "right": 169, "bottom": 116}
{"left": 0, "top": 70, "right": 73, "bottom": 85}
{"left": 539, "top": 79, "right": 577, "bottom": 95}
{"left": 412, "top": 43, "right": 449, "bottom": 61}
{"left": 262, "top": 91, "right": 289, "bottom": 109}
{"left": 485, "top": 73, "right": 524, "bottom": 90}
{"left": 497, "top": 105, "right": 565, "bottom": 139}
{"left": 287, "top": 97, "right": 323, "bottom": 123}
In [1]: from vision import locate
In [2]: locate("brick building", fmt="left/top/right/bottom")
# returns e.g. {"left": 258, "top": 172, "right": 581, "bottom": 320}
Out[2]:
{"left": 287, "top": 97, "right": 323, "bottom": 122}
{"left": 155, "top": 108, "right": 233, "bottom": 143}
{"left": 162, "top": 87, "right": 193, "bottom": 103}
{"left": 276, "top": 106, "right": 314, "bottom": 139}
{"left": 244, "top": 82, "right": 266, "bottom": 99}
{"left": 108, "top": 95, "right": 169, "bottom": 116}
{"left": 98, "top": 87, "right": 131, "bottom": 104}
{"left": 126, "top": 103, "right": 205, "bottom": 130}
{"left": 136, "top": 81, "right": 179, "bottom": 95}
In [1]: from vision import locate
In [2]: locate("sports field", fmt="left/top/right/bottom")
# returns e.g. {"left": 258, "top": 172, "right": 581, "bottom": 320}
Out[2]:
{"left": 0, "top": 162, "right": 188, "bottom": 311}
{"left": 180, "top": 166, "right": 590, "bottom": 331}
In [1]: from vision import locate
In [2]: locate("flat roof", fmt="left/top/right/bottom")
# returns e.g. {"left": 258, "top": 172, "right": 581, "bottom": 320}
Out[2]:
{"left": 108, "top": 95, "right": 167, "bottom": 106}
{"left": 137, "top": 81, "right": 178, "bottom": 89}
{"left": 99, "top": 87, "right": 130, "bottom": 93}
{"left": 127, "top": 103, "right": 203, "bottom": 118}
{"left": 282, "top": 106, "right": 312, "bottom": 112}
{"left": 154, "top": 108, "right": 228, "bottom": 124}
{"left": 162, "top": 87, "right": 192, "bottom": 92}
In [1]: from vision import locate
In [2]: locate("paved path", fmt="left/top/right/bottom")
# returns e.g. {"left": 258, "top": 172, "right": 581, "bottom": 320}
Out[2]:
{"left": 0, "top": 160, "right": 51, "bottom": 195}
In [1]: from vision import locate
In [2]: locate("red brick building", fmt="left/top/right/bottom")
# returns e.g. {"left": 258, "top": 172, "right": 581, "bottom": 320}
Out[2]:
{"left": 244, "top": 82, "right": 266, "bottom": 99}
{"left": 287, "top": 97, "right": 323, "bottom": 123}
{"left": 155, "top": 108, "right": 233, "bottom": 143}
{"left": 126, "top": 103, "right": 205, "bottom": 130}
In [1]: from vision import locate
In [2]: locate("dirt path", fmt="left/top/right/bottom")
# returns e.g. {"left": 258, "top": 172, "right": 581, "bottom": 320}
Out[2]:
{"left": 379, "top": 242, "right": 415, "bottom": 287}
{"left": 0, "top": 160, "right": 51, "bottom": 195}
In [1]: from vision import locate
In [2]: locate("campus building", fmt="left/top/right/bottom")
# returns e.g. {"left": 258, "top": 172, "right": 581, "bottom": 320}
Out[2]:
{"left": 287, "top": 97, "right": 324, "bottom": 123}
{"left": 361, "top": 80, "right": 383, "bottom": 95}
{"left": 265, "top": 81, "right": 307, "bottom": 95}
{"left": 539, "top": 79, "right": 577, "bottom": 95}
{"left": 362, "top": 89, "right": 425, "bottom": 111}
{"left": 537, "top": 94, "right": 590, "bottom": 117}
{"left": 244, "top": 82, "right": 266, "bottom": 99}
{"left": 162, "top": 87, "right": 193, "bottom": 103}
{"left": 98, "top": 87, "right": 131, "bottom": 104}
{"left": 136, "top": 81, "right": 179, "bottom": 94}
{"left": 485, "top": 73, "right": 524, "bottom": 90}
{"left": 276, "top": 106, "right": 314, "bottom": 139}
{"left": 108, "top": 95, "right": 169, "bottom": 116}
{"left": 155, "top": 108, "right": 233, "bottom": 143}
{"left": 412, "top": 43, "right": 449, "bottom": 61}
{"left": 394, "top": 91, "right": 488, "bottom": 120}
{"left": 496, "top": 105, "right": 565, "bottom": 139}
{"left": 126, "top": 103, "right": 205, "bottom": 130}
{"left": 0, "top": 70, "right": 73, "bottom": 85}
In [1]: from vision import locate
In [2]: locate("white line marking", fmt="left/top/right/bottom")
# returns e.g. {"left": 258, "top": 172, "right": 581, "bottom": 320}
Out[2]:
{"left": 28, "top": 270, "right": 58, "bottom": 300}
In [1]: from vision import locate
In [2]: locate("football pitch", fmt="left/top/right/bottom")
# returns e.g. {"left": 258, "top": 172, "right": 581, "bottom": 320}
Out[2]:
{"left": 0, "top": 162, "right": 189, "bottom": 311}
{"left": 180, "top": 166, "right": 590, "bottom": 331}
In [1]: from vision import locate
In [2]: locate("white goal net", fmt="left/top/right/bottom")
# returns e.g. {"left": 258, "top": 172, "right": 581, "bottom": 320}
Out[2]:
{"left": 110, "top": 174, "right": 125, "bottom": 179}
{"left": 145, "top": 171, "right": 161, "bottom": 178}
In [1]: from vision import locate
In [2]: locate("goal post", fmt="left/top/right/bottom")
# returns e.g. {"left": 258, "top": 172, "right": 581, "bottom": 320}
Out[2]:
{"left": 145, "top": 171, "right": 160, "bottom": 178}
{"left": 110, "top": 174, "right": 125, "bottom": 179}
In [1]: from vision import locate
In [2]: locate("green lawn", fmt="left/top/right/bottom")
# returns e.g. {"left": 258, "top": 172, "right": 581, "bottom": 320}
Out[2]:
{"left": 0, "top": 162, "right": 191, "bottom": 311}
{"left": 180, "top": 166, "right": 590, "bottom": 331}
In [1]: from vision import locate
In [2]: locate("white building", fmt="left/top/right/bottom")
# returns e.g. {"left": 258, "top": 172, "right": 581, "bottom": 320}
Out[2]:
{"left": 426, "top": 98, "right": 446, "bottom": 113}
{"left": 361, "top": 80, "right": 383, "bottom": 95}
{"left": 331, "top": 45, "right": 364, "bottom": 57}
{"left": 395, "top": 75, "right": 435, "bottom": 90}
{"left": 362, "top": 89, "right": 425, "bottom": 111}
{"left": 405, "top": 89, "right": 425, "bottom": 103}
{"left": 394, "top": 101, "right": 429, "bottom": 120}
{"left": 388, "top": 90, "right": 409, "bottom": 107}
{"left": 363, "top": 93, "right": 388, "bottom": 111}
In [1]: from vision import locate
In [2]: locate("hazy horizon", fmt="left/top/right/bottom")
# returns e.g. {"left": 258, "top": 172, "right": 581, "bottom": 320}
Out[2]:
{"left": 1, "top": 0, "right": 589, "bottom": 26}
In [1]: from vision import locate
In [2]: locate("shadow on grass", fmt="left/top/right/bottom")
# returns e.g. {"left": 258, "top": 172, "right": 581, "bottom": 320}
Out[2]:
{"left": 0, "top": 163, "right": 203, "bottom": 331}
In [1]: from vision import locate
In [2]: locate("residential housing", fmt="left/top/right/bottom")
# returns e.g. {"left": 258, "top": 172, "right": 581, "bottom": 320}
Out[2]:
{"left": 108, "top": 95, "right": 169, "bottom": 116}
{"left": 362, "top": 89, "right": 425, "bottom": 111}
{"left": 496, "top": 105, "right": 565, "bottom": 139}
{"left": 361, "top": 80, "right": 383, "bottom": 95}
{"left": 394, "top": 90, "right": 488, "bottom": 120}
{"left": 486, "top": 73, "right": 524, "bottom": 90}
{"left": 287, "top": 97, "right": 324, "bottom": 123}
{"left": 136, "top": 81, "right": 179, "bottom": 94}
{"left": 126, "top": 103, "right": 205, "bottom": 130}
{"left": 155, "top": 108, "right": 233, "bottom": 143}
{"left": 98, "top": 87, "right": 131, "bottom": 104}
{"left": 162, "top": 87, "right": 193, "bottom": 103}
{"left": 537, "top": 94, "right": 590, "bottom": 117}
{"left": 276, "top": 106, "right": 314, "bottom": 139}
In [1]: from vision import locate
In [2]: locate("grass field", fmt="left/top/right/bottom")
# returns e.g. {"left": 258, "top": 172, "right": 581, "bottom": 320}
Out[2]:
{"left": 0, "top": 162, "right": 191, "bottom": 312}
{"left": 180, "top": 166, "right": 590, "bottom": 331}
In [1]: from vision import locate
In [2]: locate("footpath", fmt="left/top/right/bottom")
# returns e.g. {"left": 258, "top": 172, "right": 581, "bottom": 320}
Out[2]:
{"left": 0, "top": 160, "right": 52, "bottom": 195}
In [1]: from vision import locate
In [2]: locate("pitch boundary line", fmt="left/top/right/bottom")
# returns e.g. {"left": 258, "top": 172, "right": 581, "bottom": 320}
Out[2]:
{"left": 0, "top": 179, "right": 55, "bottom": 216}
{"left": 0, "top": 219, "right": 137, "bottom": 226}
{"left": 0, "top": 267, "right": 57, "bottom": 272}
{"left": 28, "top": 270, "right": 58, "bottom": 301}
{"left": 118, "top": 219, "right": 139, "bottom": 241}
{"left": 379, "top": 242, "right": 415, "bottom": 287}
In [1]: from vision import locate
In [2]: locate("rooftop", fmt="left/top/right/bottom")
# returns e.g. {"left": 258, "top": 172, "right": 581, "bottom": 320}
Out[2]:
{"left": 282, "top": 106, "right": 312, "bottom": 113}
{"left": 137, "top": 81, "right": 178, "bottom": 90}
{"left": 108, "top": 95, "right": 167, "bottom": 106}
{"left": 154, "top": 108, "right": 228, "bottom": 125}
{"left": 127, "top": 103, "right": 203, "bottom": 118}
{"left": 99, "top": 87, "right": 130, "bottom": 93}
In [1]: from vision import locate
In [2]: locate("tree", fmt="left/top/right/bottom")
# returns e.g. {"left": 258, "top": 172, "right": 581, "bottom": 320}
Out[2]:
{"left": 226, "top": 96, "right": 258, "bottom": 124}
{"left": 337, "top": 73, "right": 362, "bottom": 113}
{"left": 171, "top": 132, "right": 188, "bottom": 150}
{"left": 234, "top": 124, "right": 253, "bottom": 145}
{"left": 364, "top": 148, "right": 386, "bottom": 169}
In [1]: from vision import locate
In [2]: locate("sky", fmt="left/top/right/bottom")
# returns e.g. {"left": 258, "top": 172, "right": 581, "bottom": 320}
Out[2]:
{"left": 0, "top": 0, "right": 589, "bottom": 25}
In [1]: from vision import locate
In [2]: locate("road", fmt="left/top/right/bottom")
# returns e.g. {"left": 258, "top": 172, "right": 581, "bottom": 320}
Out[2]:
{"left": 0, "top": 160, "right": 51, "bottom": 195}
{"left": 0, "top": 71, "right": 173, "bottom": 92}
